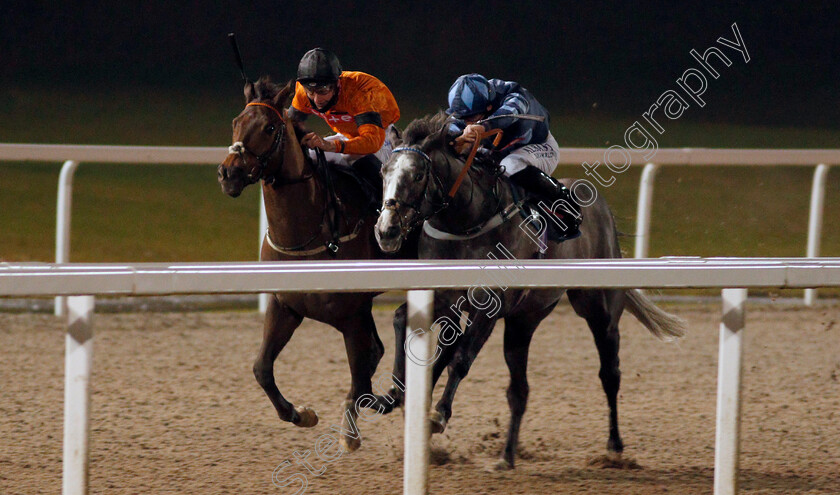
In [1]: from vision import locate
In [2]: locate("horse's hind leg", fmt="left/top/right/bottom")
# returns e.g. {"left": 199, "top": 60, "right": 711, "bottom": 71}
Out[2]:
{"left": 567, "top": 288, "right": 626, "bottom": 458}
{"left": 253, "top": 296, "right": 318, "bottom": 427}
{"left": 493, "top": 304, "right": 554, "bottom": 471}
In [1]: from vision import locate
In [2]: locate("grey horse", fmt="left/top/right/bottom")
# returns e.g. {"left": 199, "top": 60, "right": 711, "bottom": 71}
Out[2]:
{"left": 375, "top": 113, "right": 686, "bottom": 470}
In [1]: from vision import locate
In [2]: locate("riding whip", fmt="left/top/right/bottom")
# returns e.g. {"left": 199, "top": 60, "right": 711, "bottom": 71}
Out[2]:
{"left": 477, "top": 113, "right": 546, "bottom": 124}
{"left": 228, "top": 33, "right": 250, "bottom": 83}
{"left": 447, "top": 114, "right": 545, "bottom": 197}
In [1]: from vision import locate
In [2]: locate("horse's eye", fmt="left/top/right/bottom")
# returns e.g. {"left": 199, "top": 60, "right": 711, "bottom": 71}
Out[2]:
{"left": 265, "top": 124, "right": 276, "bottom": 134}
{"left": 413, "top": 172, "right": 425, "bottom": 181}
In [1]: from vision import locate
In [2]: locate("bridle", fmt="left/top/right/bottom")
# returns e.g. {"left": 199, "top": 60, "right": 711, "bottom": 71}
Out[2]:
{"left": 385, "top": 140, "right": 509, "bottom": 240}
{"left": 382, "top": 146, "right": 451, "bottom": 237}
{"left": 227, "top": 101, "right": 314, "bottom": 186}
{"left": 227, "top": 100, "right": 356, "bottom": 256}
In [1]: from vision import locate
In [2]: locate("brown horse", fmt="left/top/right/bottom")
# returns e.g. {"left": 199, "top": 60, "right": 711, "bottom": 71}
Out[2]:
{"left": 217, "top": 77, "right": 411, "bottom": 451}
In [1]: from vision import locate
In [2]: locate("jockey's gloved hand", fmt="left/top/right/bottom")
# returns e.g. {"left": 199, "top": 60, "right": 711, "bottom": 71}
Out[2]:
{"left": 302, "top": 132, "right": 338, "bottom": 152}
{"left": 461, "top": 124, "right": 486, "bottom": 142}
{"left": 453, "top": 124, "right": 489, "bottom": 155}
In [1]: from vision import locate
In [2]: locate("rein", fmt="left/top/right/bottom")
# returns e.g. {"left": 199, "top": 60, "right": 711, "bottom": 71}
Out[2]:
{"left": 230, "top": 100, "right": 361, "bottom": 256}
{"left": 445, "top": 112, "right": 546, "bottom": 198}
{"left": 385, "top": 146, "right": 451, "bottom": 236}
{"left": 388, "top": 133, "right": 525, "bottom": 242}
{"left": 448, "top": 128, "right": 503, "bottom": 198}
{"left": 227, "top": 101, "right": 315, "bottom": 185}
{"left": 388, "top": 142, "right": 516, "bottom": 240}
{"left": 263, "top": 144, "right": 364, "bottom": 257}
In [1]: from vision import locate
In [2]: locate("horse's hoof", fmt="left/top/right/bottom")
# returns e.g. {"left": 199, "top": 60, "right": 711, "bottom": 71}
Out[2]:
{"left": 586, "top": 452, "right": 641, "bottom": 470}
{"left": 485, "top": 458, "right": 514, "bottom": 472}
{"left": 294, "top": 406, "right": 319, "bottom": 428}
{"left": 339, "top": 434, "right": 361, "bottom": 453}
{"left": 429, "top": 410, "right": 447, "bottom": 434}
{"left": 374, "top": 395, "right": 396, "bottom": 415}
{"left": 387, "top": 386, "right": 404, "bottom": 407}
{"left": 384, "top": 386, "right": 403, "bottom": 409}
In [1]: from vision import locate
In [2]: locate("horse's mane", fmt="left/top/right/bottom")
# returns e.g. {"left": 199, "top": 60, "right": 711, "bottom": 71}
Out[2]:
{"left": 403, "top": 111, "right": 503, "bottom": 176}
{"left": 403, "top": 111, "right": 450, "bottom": 146}
{"left": 250, "top": 76, "right": 308, "bottom": 143}
{"left": 252, "top": 76, "right": 286, "bottom": 102}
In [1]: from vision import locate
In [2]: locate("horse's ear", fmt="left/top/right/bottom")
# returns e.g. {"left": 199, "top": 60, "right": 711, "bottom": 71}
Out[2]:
{"left": 387, "top": 125, "right": 403, "bottom": 147}
{"left": 244, "top": 80, "right": 256, "bottom": 103}
{"left": 273, "top": 80, "right": 295, "bottom": 109}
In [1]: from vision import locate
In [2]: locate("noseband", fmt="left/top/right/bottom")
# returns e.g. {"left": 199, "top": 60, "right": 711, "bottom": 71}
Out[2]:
{"left": 227, "top": 102, "right": 287, "bottom": 185}
{"left": 383, "top": 146, "right": 450, "bottom": 236}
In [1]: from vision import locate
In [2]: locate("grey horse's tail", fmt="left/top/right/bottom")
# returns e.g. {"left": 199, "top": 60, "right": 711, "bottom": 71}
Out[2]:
{"left": 625, "top": 289, "right": 687, "bottom": 341}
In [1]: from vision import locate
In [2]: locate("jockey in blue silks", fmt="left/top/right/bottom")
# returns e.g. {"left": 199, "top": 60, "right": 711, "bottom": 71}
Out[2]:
{"left": 446, "top": 74, "right": 581, "bottom": 242}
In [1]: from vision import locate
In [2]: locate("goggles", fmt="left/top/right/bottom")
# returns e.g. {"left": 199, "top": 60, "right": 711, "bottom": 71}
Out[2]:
{"left": 302, "top": 83, "right": 336, "bottom": 96}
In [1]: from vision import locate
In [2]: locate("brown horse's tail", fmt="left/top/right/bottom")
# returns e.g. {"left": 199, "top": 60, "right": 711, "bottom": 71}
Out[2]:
{"left": 624, "top": 289, "right": 687, "bottom": 341}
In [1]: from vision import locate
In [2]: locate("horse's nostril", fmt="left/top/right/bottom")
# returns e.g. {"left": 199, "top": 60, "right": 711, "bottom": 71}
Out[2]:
{"left": 385, "top": 226, "right": 400, "bottom": 239}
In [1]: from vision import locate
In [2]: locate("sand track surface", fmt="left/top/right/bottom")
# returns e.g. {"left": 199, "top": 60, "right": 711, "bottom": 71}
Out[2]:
{"left": 1, "top": 302, "right": 838, "bottom": 494}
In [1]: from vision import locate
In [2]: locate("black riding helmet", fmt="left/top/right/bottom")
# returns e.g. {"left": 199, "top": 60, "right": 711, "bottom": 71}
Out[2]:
{"left": 297, "top": 48, "right": 342, "bottom": 88}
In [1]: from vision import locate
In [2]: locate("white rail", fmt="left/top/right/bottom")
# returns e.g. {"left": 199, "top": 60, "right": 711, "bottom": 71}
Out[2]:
{"left": 553, "top": 147, "right": 840, "bottom": 305}
{"left": 621, "top": 158, "right": 833, "bottom": 306}
{"left": 0, "top": 144, "right": 229, "bottom": 316}
{"left": 4, "top": 257, "right": 840, "bottom": 295}
{"left": 3, "top": 258, "right": 840, "bottom": 495}
{"left": 1, "top": 144, "right": 838, "bottom": 312}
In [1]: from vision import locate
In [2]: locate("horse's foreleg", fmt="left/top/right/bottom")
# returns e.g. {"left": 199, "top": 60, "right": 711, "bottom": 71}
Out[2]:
{"left": 431, "top": 295, "right": 465, "bottom": 387}
{"left": 253, "top": 296, "right": 317, "bottom": 427}
{"left": 337, "top": 309, "right": 392, "bottom": 451}
{"left": 388, "top": 298, "right": 461, "bottom": 409}
{"left": 431, "top": 312, "right": 499, "bottom": 434}
{"left": 384, "top": 302, "right": 408, "bottom": 408}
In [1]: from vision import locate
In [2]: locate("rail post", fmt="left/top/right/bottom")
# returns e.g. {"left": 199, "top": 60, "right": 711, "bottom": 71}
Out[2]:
{"left": 258, "top": 188, "right": 270, "bottom": 313}
{"left": 714, "top": 288, "right": 747, "bottom": 495}
{"left": 403, "top": 290, "right": 435, "bottom": 495}
{"left": 804, "top": 164, "right": 829, "bottom": 305}
{"left": 62, "top": 295, "right": 94, "bottom": 495}
{"left": 634, "top": 163, "right": 659, "bottom": 258}
{"left": 55, "top": 160, "right": 80, "bottom": 317}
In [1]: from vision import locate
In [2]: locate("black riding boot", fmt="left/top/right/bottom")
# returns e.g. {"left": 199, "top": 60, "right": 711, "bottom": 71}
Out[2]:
{"left": 509, "top": 165, "right": 582, "bottom": 242}
{"left": 351, "top": 154, "right": 383, "bottom": 208}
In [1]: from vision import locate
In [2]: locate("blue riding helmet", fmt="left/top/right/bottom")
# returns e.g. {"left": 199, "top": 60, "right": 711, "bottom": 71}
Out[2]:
{"left": 446, "top": 74, "right": 496, "bottom": 118}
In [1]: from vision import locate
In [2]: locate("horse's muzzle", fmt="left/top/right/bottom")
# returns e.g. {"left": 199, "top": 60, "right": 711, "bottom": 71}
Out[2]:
{"left": 218, "top": 162, "right": 246, "bottom": 198}
{"left": 375, "top": 212, "right": 403, "bottom": 253}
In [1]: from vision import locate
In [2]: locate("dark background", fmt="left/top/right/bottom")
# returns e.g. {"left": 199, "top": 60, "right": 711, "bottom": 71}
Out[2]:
{"left": 2, "top": 0, "right": 838, "bottom": 128}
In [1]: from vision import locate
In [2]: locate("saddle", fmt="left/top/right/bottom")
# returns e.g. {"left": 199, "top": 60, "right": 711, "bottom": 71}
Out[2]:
{"left": 325, "top": 161, "right": 382, "bottom": 214}
{"left": 312, "top": 150, "right": 381, "bottom": 254}
{"left": 322, "top": 157, "right": 420, "bottom": 259}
